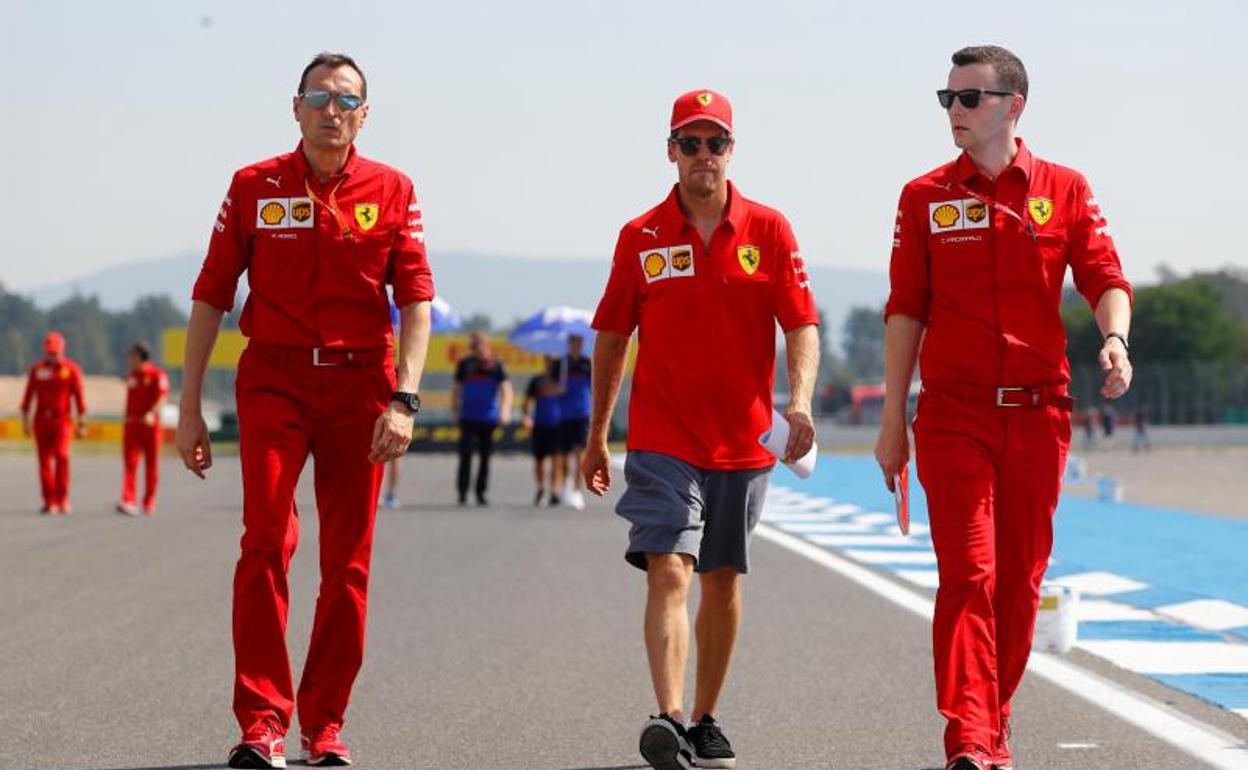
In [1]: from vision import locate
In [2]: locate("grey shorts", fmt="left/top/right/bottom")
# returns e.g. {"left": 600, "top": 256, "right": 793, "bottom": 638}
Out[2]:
{"left": 616, "top": 450, "right": 771, "bottom": 574}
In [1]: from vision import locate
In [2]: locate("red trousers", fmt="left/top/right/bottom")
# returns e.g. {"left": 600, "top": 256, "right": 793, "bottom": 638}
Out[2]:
{"left": 33, "top": 418, "right": 72, "bottom": 508}
{"left": 121, "top": 421, "right": 161, "bottom": 508}
{"left": 232, "top": 345, "right": 394, "bottom": 735}
{"left": 913, "top": 391, "right": 1070, "bottom": 760}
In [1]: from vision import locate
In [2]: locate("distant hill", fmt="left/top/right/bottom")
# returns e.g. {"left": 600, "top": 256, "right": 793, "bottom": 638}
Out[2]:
{"left": 21, "top": 251, "right": 890, "bottom": 353}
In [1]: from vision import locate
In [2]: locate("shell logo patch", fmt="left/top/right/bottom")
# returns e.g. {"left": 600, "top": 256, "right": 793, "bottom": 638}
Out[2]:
{"left": 737, "top": 245, "right": 761, "bottom": 275}
{"left": 1028, "top": 197, "right": 1054, "bottom": 226}
{"left": 965, "top": 201, "right": 987, "bottom": 223}
{"left": 670, "top": 246, "right": 695, "bottom": 276}
{"left": 640, "top": 249, "right": 670, "bottom": 283}
{"left": 260, "top": 200, "right": 287, "bottom": 226}
{"left": 697, "top": 92, "right": 713, "bottom": 107}
{"left": 932, "top": 203, "right": 960, "bottom": 229}
{"left": 354, "top": 203, "right": 379, "bottom": 231}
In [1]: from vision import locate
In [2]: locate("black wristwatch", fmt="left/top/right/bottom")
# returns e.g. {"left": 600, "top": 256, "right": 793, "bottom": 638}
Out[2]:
{"left": 1104, "top": 332, "right": 1129, "bottom": 351}
{"left": 390, "top": 391, "right": 421, "bottom": 413}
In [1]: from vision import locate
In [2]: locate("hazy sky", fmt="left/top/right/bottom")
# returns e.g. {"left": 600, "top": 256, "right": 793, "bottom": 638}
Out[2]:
{"left": 3, "top": 0, "right": 1245, "bottom": 294}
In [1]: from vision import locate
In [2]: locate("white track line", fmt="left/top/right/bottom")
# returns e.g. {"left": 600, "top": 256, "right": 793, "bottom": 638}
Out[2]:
{"left": 756, "top": 523, "right": 1248, "bottom": 770}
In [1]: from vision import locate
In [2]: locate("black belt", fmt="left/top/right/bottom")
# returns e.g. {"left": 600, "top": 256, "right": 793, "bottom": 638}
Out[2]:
{"left": 922, "top": 382, "right": 1074, "bottom": 412}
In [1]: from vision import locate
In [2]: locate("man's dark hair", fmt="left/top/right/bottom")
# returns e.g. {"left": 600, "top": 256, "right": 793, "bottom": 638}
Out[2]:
{"left": 130, "top": 342, "right": 151, "bottom": 362}
{"left": 952, "top": 45, "right": 1028, "bottom": 100}
{"left": 298, "top": 52, "right": 368, "bottom": 101}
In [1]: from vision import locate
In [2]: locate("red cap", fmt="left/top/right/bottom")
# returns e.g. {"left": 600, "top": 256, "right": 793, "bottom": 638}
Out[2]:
{"left": 670, "top": 89, "right": 732, "bottom": 134}
{"left": 43, "top": 331, "right": 65, "bottom": 355}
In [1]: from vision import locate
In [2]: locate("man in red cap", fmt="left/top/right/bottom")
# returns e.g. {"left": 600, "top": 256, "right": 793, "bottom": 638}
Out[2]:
{"left": 584, "top": 88, "right": 820, "bottom": 770}
{"left": 20, "top": 331, "right": 87, "bottom": 514}
{"left": 177, "top": 52, "right": 434, "bottom": 768}
{"left": 116, "top": 342, "right": 170, "bottom": 517}
{"left": 874, "top": 46, "right": 1133, "bottom": 770}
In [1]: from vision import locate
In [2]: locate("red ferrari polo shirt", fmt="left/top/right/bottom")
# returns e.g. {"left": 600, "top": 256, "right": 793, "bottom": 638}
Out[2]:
{"left": 124, "top": 362, "right": 170, "bottom": 419}
{"left": 593, "top": 182, "right": 819, "bottom": 470}
{"left": 192, "top": 142, "right": 434, "bottom": 349}
{"left": 885, "top": 139, "right": 1131, "bottom": 388}
{"left": 21, "top": 358, "right": 86, "bottom": 421}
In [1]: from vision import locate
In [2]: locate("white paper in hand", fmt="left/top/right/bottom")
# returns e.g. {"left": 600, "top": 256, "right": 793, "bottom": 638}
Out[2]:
{"left": 759, "top": 409, "right": 817, "bottom": 479}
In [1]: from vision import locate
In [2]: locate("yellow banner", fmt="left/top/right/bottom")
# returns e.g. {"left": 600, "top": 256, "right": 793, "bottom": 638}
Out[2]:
{"left": 161, "top": 330, "right": 633, "bottom": 375}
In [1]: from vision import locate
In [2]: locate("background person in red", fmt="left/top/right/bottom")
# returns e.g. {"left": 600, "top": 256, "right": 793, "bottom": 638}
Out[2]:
{"left": 873, "top": 46, "right": 1133, "bottom": 770}
{"left": 583, "top": 89, "right": 820, "bottom": 770}
{"left": 116, "top": 342, "right": 169, "bottom": 517}
{"left": 176, "top": 52, "right": 434, "bottom": 769}
{"left": 20, "top": 331, "right": 86, "bottom": 515}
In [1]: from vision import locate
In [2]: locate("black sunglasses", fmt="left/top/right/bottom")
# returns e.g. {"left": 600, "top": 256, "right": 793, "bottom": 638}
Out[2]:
{"left": 669, "top": 134, "right": 734, "bottom": 157}
{"left": 937, "top": 88, "right": 1016, "bottom": 110}
{"left": 299, "top": 89, "right": 365, "bottom": 112}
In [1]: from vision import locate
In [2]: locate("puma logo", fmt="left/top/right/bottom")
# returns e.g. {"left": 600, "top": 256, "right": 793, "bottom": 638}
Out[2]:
{"left": 642, "top": 226, "right": 659, "bottom": 238}
{"left": 264, "top": 176, "right": 282, "bottom": 188}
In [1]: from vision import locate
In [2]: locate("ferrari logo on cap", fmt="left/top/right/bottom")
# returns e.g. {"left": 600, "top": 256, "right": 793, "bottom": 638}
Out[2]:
{"left": 354, "top": 203, "right": 380, "bottom": 231}
{"left": 737, "top": 245, "right": 760, "bottom": 275}
{"left": 1028, "top": 197, "right": 1054, "bottom": 226}
{"left": 697, "top": 92, "right": 713, "bottom": 107}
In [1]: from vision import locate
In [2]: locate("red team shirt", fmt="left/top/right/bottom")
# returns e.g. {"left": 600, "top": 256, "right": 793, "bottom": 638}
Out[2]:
{"left": 885, "top": 139, "right": 1131, "bottom": 388}
{"left": 193, "top": 142, "right": 435, "bottom": 348}
{"left": 21, "top": 359, "right": 85, "bottom": 422}
{"left": 125, "top": 363, "right": 170, "bottom": 419}
{"left": 593, "top": 183, "right": 819, "bottom": 470}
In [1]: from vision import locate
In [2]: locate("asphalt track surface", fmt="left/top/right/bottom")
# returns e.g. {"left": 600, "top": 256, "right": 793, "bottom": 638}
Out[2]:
{"left": 1, "top": 453, "right": 1245, "bottom": 770}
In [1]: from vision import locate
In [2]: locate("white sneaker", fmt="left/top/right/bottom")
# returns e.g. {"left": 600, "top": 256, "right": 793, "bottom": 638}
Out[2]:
{"left": 568, "top": 490, "right": 586, "bottom": 510}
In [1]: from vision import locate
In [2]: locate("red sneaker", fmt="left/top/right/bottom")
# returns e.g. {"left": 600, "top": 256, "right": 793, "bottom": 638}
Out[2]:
{"left": 301, "top": 724, "right": 352, "bottom": 766}
{"left": 228, "top": 720, "right": 286, "bottom": 768}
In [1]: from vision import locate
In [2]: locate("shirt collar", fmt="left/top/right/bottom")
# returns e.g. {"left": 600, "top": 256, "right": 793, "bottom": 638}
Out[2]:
{"left": 953, "top": 137, "right": 1033, "bottom": 185}
{"left": 291, "top": 140, "right": 360, "bottom": 183}
{"left": 656, "top": 180, "right": 747, "bottom": 235}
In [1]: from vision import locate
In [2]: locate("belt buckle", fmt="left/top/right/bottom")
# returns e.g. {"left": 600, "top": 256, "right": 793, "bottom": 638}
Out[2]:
{"left": 312, "top": 347, "right": 337, "bottom": 367}
{"left": 996, "top": 387, "right": 1026, "bottom": 408}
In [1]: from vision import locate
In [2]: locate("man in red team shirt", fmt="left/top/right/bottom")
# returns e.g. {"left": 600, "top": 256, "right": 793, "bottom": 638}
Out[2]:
{"left": 21, "top": 331, "right": 87, "bottom": 515}
{"left": 176, "top": 52, "right": 434, "bottom": 769}
{"left": 583, "top": 89, "right": 820, "bottom": 770}
{"left": 874, "top": 46, "right": 1133, "bottom": 770}
{"left": 116, "top": 342, "right": 169, "bottom": 517}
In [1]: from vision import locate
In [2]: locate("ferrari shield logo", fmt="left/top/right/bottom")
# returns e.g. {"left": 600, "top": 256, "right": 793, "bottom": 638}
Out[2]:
{"left": 1028, "top": 197, "right": 1054, "bottom": 226}
{"left": 737, "top": 245, "right": 760, "bottom": 275}
{"left": 697, "top": 92, "right": 713, "bottom": 106}
{"left": 354, "top": 203, "right": 380, "bottom": 231}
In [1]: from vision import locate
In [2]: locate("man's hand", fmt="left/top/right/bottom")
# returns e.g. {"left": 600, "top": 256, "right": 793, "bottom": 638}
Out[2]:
{"left": 521, "top": 414, "right": 533, "bottom": 431}
{"left": 176, "top": 407, "right": 213, "bottom": 479}
{"left": 370, "top": 403, "right": 414, "bottom": 463}
{"left": 873, "top": 418, "right": 910, "bottom": 493}
{"left": 21, "top": 415, "right": 31, "bottom": 438}
{"left": 1098, "top": 337, "right": 1132, "bottom": 399}
{"left": 74, "top": 419, "right": 87, "bottom": 440}
{"left": 582, "top": 440, "right": 612, "bottom": 497}
{"left": 143, "top": 410, "right": 158, "bottom": 427}
{"left": 782, "top": 408, "right": 815, "bottom": 464}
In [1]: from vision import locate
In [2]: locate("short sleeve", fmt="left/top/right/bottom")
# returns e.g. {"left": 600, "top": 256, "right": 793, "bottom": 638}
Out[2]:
{"left": 1068, "top": 175, "right": 1133, "bottom": 309}
{"left": 592, "top": 228, "right": 642, "bottom": 335}
{"left": 389, "top": 177, "right": 435, "bottom": 307}
{"left": 771, "top": 214, "right": 819, "bottom": 332}
{"left": 192, "top": 172, "right": 248, "bottom": 312}
{"left": 883, "top": 185, "right": 931, "bottom": 323}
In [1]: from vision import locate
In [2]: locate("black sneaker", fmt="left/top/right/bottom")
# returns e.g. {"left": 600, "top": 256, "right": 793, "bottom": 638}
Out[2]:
{"left": 639, "top": 713, "right": 693, "bottom": 770}
{"left": 476, "top": 493, "right": 489, "bottom": 506}
{"left": 687, "top": 714, "right": 735, "bottom": 768}
{"left": 946, "top": 755, "right": 989, "bottom": 770}
{"left": 534, "top": 489, "right": 545, "bottom": 506}
{"left": 549, "top": 493, "right": 561, "bottom": 507}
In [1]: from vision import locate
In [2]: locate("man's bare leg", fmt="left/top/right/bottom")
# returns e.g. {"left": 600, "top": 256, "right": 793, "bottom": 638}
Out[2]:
{"left": 692, "top": 567, "right": 743, "bottom": 720}
{"left": 645, "top": 552, "right": 695, "bottom": 722}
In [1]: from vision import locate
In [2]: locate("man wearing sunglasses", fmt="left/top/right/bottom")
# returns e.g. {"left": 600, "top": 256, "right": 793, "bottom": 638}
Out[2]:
{"left": 178, "top": 51, "right": 434, "bottom": 769}
{"left": 875, "top": 46, "right": 1133, "bottom": 770}
{"left": 585, "top": 89, "right": 820, "bottom": 770}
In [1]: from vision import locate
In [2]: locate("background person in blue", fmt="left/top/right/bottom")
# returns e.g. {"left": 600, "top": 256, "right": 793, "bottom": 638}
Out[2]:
{"left": 452, "top": 331, "right": 513, "bottom": 505}
{"left": 556, "top": 333, "right": 592, "bottom": 510}
{"left": 522, "top": 355, "right": 565, "bottom": 506}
